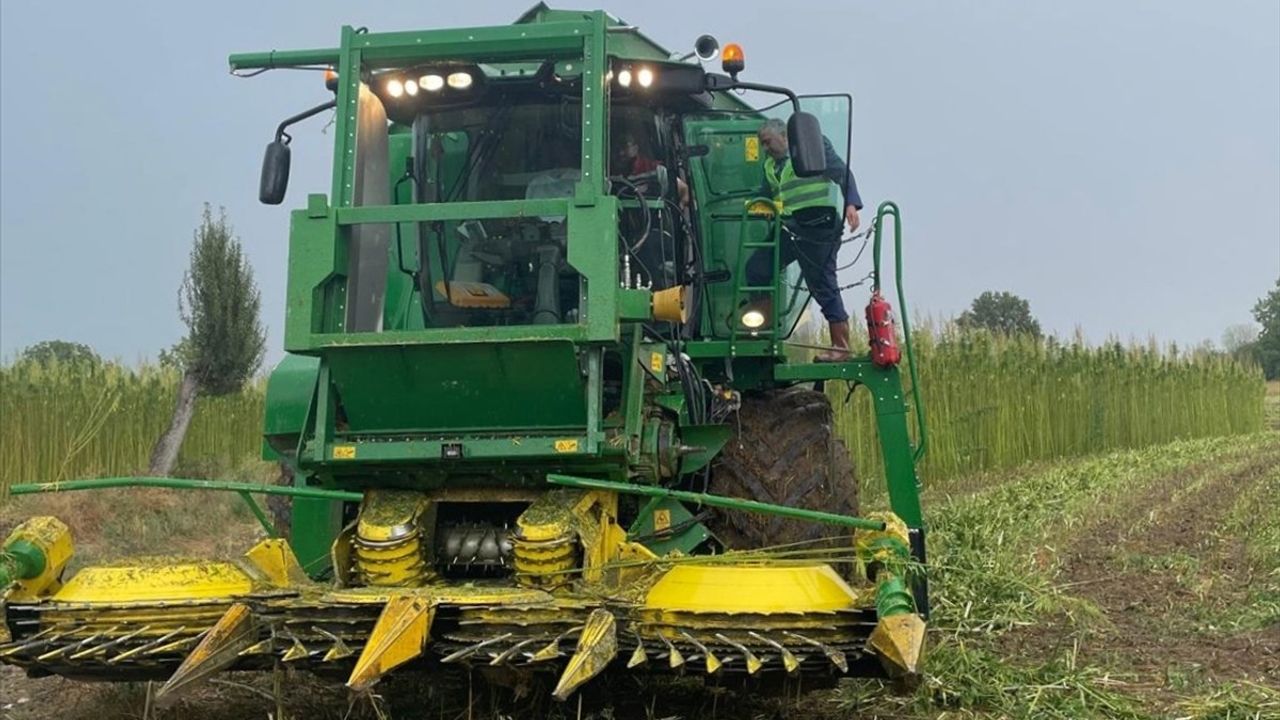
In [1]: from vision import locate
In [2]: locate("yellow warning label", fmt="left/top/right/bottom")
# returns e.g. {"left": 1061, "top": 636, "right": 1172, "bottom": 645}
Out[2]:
{"left": 653, "top": 509, "right": 672, "bottom": 532}
{"left": 332, "top": 445, "right": 356, "bottom": 460}
{"left": 554, "top": 439, "right": 580, "bottom": 453}
{"left": 649, "top": 352, "right": 664, "bottom": 373}
{"left": 744, "top": 136, "right": 760, "bottom": 162}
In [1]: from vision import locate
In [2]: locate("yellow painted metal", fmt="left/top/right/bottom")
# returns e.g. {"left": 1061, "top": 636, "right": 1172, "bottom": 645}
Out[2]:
{"left": 530, "top": 635, "right": 566, "bottom": 662}
{"left": 659, "top": 634, "right": 685, "bottom": 668}
{"left": 715, "top": 633, "right": 763, "bottom": 674}
{"left": 282, "top": 637, "right": 310, "bottom": 662}
{"left": 434, "top": 280, "right": 512, "bottom": 308}
{"left": 357, "top": 490, "right": 428, "bottom": 542}
{"left": 613, "top": 540, "right": 661, "bottom": 592}
{"left": 323, "top": 585, "right": 551, "bottom": 606}
{"left": 746, "top": 199, "right": 780, "bottom": 217}
{"left": 316, "top": 627, "right": 355, "bottom": 662}
{"left": 749, "top": 631, "right": 801, "bottom": 673}
{"left": 679, "top": 630, "right": 721, "bottom": 674}
{"left": 643, "top": 564, "right": 858, "bottom": 613}
{"left": 52, "top": 562, "right": 253, "bottom": 603}
{"left": 626, "top": 641, "right": 647, "bottom": 668}
{"left": 869, "top": 612, "right": 926, "bottom": 678}
{"left": 4, "top": 517, "right": 73, "bottom": 602}
{"left": 651, "top": 285, "right": 690, "bottom": 323}
{"left": 347, "top": 595, "right": 435, "bottom": 691}
{"left": 855, "top": 511, "right": 910, "bottom": 569}
{"left": 155, "top": 603, "right": 257, "bottom": 705}
{"left": 242, "top": 538, "right": 309, "bottom": 588}
{"left": 331, "top": 521, "right": 356, "bottom": 587}
{"left": 514, "top": 490, "right": 611, "bottom": 587}
{"left": 552, "top": 608, "right": 617, "bottom": 701}
{"left": 353, "top": 490, "right": 433, "bottom": 587}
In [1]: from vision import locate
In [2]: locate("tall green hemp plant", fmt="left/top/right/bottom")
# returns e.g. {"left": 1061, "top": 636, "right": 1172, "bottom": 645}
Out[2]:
{"left": 149, "top": 206, "right": 266, "bottom": 475}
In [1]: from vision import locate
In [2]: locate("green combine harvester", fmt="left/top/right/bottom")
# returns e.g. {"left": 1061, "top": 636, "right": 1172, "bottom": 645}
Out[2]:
{"left": 1, "top": 5, "right": 929, "bottom": 703}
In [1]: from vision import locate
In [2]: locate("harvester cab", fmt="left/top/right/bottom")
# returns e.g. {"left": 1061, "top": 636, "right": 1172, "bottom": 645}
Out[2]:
{"left": 2, "top": 5, "right": 929, "bottom": 704}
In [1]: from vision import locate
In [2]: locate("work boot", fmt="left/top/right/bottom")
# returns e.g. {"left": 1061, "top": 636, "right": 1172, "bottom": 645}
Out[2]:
{"left": 815, "top": 321, "right": 852, "bottom": 363}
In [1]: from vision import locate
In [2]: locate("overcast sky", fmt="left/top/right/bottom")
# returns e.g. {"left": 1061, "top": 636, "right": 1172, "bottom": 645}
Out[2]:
{"left": 2, "top": 1, "right": 1277, "bottom": 363}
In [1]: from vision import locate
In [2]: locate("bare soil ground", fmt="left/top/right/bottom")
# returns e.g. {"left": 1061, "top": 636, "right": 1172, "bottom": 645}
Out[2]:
{"left": 997, "top": 449, "right": 1280, "bottom": 711}
{"left": 1057, "top": 453, "right": 1280, "bottom": 693}
{"left": 4, "top": 434, "right": 1279, "bottom": 719}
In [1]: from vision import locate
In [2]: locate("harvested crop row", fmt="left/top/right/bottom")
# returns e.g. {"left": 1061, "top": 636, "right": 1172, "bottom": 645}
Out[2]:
{"left": 840, "top": 431, "right": 1280, "bottom": 720}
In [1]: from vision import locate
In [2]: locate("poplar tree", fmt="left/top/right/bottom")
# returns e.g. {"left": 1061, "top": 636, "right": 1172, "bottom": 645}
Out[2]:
{"left": 149, "top": 205, "right": 265, "bottom": 475}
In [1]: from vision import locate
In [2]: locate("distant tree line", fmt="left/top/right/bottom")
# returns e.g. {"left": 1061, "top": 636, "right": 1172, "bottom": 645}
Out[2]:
{"left": 949, "top": 282, "right": 1278, "bottom": 381}
{"left": 1232, "top": 278, "right": 1280, "bottom": 380}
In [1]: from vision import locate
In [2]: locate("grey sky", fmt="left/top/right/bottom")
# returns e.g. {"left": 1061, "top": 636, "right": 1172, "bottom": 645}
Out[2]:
{"left": 2, "top": 1, "right": 1277, "bottom": 363}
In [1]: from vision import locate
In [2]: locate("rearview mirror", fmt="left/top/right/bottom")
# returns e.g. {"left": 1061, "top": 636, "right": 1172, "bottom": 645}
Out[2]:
{"left": 787, "top": 112, "right": 826, "bottom": 177}
{"left": 259, "top": 140, "right": 291, "bottom": 205}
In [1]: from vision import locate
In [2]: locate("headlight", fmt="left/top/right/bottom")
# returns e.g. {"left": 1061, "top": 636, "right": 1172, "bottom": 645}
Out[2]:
{"left": 421, "top": 74, "right": 444, "bottom": 92}
{"left": 447, "top": 72, "right": 473, "bottom": 89}
{"left": 386, "top": 79, "right": 405, "bottom": 98}
{"left": 637, "top": 67, "right": 654, "bottom": 88}
{"left": 740, "top": 309, "right": 766, "bottom": 329}
{"left": 403, "top": 79, "right": 419, "bottom": 96}
{"left": 617, "top": 68, "right": 632, "bottom": 88}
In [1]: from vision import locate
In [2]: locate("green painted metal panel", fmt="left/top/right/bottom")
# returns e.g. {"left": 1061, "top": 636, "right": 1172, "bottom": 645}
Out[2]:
{"left": 628, "top": 497, "right": 711, "bottom": 556}
{"left": 308, "top": 435, "right": 596, "bottom": 463}
{"left": 683, "top": 117, "right": 806, "bottom": 341}
{"left": 262, "top": 353, "right": 320, "bottom": 442}
{"left": 291, "top": 495, "right": 345, "bottom": 578}
{"left": 352, "top": 21, "right": 591, "bottom": 65}
{"left": 324, "top": 341, "right": 587, "bottom": 432}
{"left": 677, "top": 424, "right": 734, "bottom": 474}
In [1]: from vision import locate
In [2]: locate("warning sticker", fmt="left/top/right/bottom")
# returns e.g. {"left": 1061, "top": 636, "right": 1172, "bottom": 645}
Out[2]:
{"left": 332, "top": 445, "right": 357, "bottom": 460}
{"left": 554, "top": 439, "right": 580, "bottom": 453}
{"left": 649, "top": 352, "right": 664, "bottom": 373}
{"left": 653, "top": 509, "right": 672, "bottom": 532}
{"left": 744, "top": 136, "right": 760, "bottom": 162}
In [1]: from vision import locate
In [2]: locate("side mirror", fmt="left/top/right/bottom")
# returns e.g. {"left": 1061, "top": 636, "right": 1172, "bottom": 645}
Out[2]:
{"left": 259, "top": 140, "right": 291, "bottom": 205}
{"left": 787, "top": 112, "right": 826, "bottom": 177}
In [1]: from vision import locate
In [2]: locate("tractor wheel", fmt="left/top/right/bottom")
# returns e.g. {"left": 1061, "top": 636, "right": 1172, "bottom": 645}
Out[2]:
{"left": 707, "top": 386, "right": 858, "bottom": 552}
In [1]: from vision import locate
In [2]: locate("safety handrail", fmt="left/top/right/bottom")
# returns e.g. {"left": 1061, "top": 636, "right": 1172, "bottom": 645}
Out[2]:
{"left": 872, "top": 201, "right": 928, "bottom": 462}
{"left": 8, "top": 477, "right": 363, "bottom": 539}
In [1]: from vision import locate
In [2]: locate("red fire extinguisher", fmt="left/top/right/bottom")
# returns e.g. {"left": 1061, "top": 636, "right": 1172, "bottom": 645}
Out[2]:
{"left": 865, "top": 291, "right": 902, "bottom": 367}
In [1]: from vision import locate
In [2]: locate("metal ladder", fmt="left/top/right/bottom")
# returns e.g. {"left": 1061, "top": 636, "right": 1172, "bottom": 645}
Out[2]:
{"left": 727, "top": 197, "right": 785, "bottom": 346}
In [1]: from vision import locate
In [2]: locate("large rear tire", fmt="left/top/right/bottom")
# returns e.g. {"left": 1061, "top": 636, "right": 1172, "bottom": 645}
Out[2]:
{"left": 707, "top": 386, "right": 858, "bottom": 551}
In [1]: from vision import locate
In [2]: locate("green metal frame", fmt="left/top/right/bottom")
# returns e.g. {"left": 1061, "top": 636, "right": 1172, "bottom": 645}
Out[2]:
{"left": 234, "top": 18, "right": 621, "bottom": 352}
{"left": 770, "top": 202, "right": 927, "bottom": 530}
{"left": 8, "top": 478, "right": 362, "bottom": 539}
{"left": 547, "top": 474, "right": 888, "bottom": 531}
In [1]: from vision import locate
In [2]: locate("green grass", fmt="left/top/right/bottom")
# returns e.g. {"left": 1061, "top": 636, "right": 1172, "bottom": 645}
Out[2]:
{"left": 1265, "top": 380, "right": 1280, "bottom": 430}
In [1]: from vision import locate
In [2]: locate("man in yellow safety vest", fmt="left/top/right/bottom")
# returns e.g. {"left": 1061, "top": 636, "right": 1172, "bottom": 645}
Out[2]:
{"left": 746, "top": 117, "right": 862, "bottom": 362}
